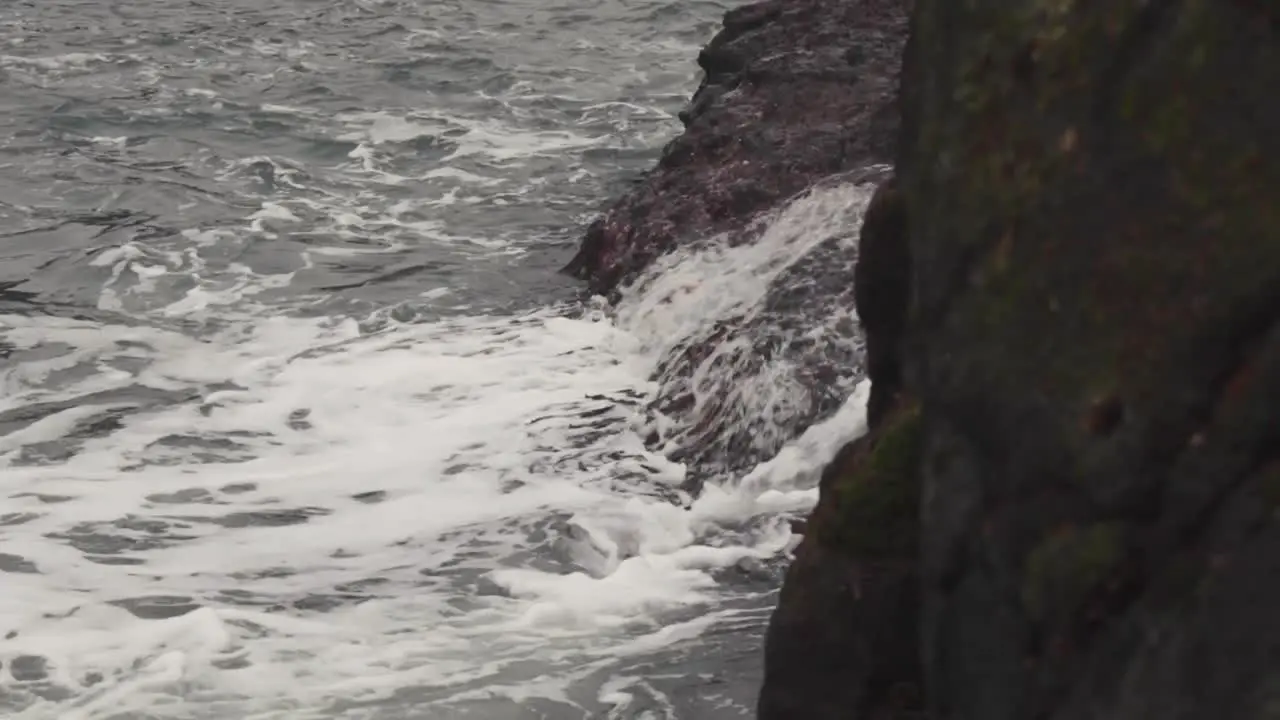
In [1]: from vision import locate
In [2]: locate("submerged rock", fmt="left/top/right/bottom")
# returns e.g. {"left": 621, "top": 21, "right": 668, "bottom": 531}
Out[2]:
{"left": 762, "top": 0, "right": 1280, "bottom": 719}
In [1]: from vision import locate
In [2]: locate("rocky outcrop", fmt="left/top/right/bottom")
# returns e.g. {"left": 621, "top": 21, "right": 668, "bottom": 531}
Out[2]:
{"left": 563, "top": 0, "right": 906, "bottom": 296}
{"left": 564, "top": 0, "right": 910, "bottom": 488}
{"left": 762, "top": 1, "right": 1280, "bottom": 719}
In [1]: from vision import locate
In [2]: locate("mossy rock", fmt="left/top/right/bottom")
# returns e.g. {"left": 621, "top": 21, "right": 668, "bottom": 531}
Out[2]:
{"left": 905, "top": 0, "right": 1280, "bottom": 416}
{"left": 1022, "top": 521, "right": 1124, "bottom": 624}
{"left": 816, "top": 401, "right": 923, "bottom": 560}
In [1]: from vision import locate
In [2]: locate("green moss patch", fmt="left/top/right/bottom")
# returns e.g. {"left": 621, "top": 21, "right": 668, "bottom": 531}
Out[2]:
{"left": 1022, "top": 521, "right": 1124, "bottom": 623}
{"left": 818, "top": 403, "right": 924, "bottom": 560}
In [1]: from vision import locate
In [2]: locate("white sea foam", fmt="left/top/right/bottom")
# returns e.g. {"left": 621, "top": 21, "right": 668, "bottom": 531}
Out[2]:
{"left": 0, "top": 3, "right": 874, "bottom": 713}
{"left": 0, "top": 179, "right": 874, "bottom": 718}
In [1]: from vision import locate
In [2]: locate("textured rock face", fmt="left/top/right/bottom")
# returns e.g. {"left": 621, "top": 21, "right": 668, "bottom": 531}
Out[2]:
{"left": 762, "top": 1, "right": 1280, "bottom": 719}
{"left": 563, "top": 0, "right": 907, "bottom": 296}
{"left": 565, "top": 0, "right": 910, "bottom": 488}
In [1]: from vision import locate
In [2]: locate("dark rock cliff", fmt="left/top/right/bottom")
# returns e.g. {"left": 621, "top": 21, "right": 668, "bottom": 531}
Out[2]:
{"left": 568, "top": 0, "right": 1278, "bottom": 716}
{"left": 762, "top": 1, "right": 1280, "bottom": 719}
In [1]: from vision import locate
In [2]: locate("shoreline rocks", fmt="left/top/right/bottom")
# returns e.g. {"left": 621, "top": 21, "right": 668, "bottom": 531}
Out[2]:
{"left": 564, "top": 0, "right": 911, "bottom": 491}
{"left": 572, "top": 0, "right": 1279, "bottom": 717}
{"left": 563, "top": 0, "right": 907, "bottom": 296}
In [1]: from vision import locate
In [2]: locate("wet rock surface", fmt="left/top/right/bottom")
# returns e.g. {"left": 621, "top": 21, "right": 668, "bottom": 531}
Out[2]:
{"left": 567, "top": 0, "right": 910, "bottom": 489}
{"left": 628, "top": 171, "right": 886, "bottom": 487}
{"left": 761, "top": 0, "right": 1280, "bottom": 719}
{"left": 564, "top": 0, "right": 907, "bottom": 295}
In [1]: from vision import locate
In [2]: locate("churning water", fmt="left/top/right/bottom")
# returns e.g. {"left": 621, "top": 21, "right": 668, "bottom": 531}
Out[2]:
{"left": 0, "top": 1, "right": 876, "bottom": 717}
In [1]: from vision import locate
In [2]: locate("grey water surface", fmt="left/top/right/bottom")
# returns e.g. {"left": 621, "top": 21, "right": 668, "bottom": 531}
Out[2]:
{"left": 1, "top": 0, "right": 731, "bottom": 318}
{"left": 0, "top": 1, "right": 797, "bottom": 718}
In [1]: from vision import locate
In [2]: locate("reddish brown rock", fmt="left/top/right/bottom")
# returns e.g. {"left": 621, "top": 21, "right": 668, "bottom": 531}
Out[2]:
{"left": 563, "top": 0, "right": 908, "bottom": 295}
